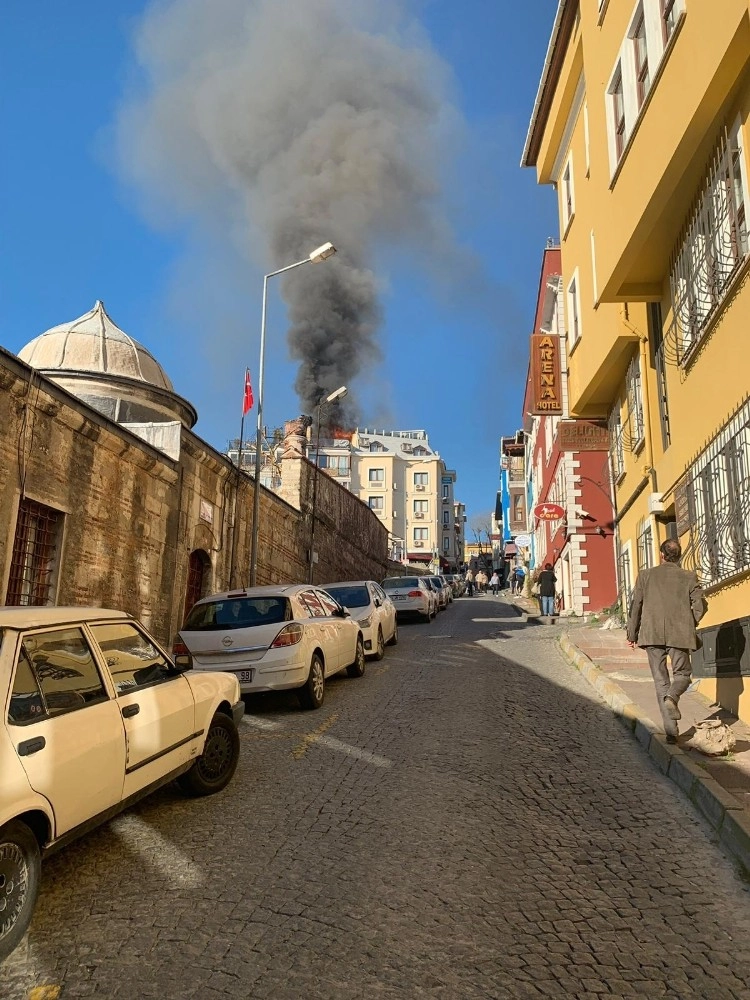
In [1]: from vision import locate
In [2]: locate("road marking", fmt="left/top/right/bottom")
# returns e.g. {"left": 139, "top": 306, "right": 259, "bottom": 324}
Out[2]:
{"left": 292, "top": 712, "right": 339, "bottom": 759}
{"left": 315, "top": 736, "right": 392, "bottom": 768}
{"left": 110, "top": 815, "right": 203, "bottom": 888}
{"left": 242, "top": 716, "right": 281, "bottom": 730}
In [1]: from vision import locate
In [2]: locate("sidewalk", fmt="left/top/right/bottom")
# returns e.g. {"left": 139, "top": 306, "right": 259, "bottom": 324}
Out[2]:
{"left": 508, "top": 592, "right": 750, "bottom": 878}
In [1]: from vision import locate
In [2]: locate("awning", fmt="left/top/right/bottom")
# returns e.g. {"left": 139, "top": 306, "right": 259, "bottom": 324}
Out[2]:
{"left": 407, "top": 552, "right": 432, "bottom": 562}
{"left": 503, "top": 543, "right": 518, "bottom": 556}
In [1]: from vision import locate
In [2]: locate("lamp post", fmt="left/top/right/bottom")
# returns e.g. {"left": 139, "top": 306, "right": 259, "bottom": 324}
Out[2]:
{"left": 308, "top": 385, "right": 348, "bottom": 584}
{"left": 249, "top": 242, "right": 337, "bottom": 586}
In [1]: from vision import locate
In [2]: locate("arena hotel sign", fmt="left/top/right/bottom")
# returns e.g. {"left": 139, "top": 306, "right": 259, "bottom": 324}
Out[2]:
{"left": 530, "top": 334, "right": 563, "bottom": 415}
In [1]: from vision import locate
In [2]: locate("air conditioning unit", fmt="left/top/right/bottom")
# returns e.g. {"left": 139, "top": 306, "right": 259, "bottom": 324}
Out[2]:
{"left": 414, "top": 541, "right": 424, "bottom": 547}
{"left": 416, "top": 485, "right": 426, "bottom": 491}
{"left": 402, "top": 443, "right": 413, "bottom": 453}
{"left": 392, "top": 483, "right": 398, "bottom": 489}
{"left": 360, "top": 438, "right": 370, "bottom": 446}
{"left": 648, "top": 492, "right": 665, "bottom": 514}
{"left": 415, "top": 512, "right": 424, "bottom": 519}
{"left": 442, "top": 498, "right": 450, "bottom": 504}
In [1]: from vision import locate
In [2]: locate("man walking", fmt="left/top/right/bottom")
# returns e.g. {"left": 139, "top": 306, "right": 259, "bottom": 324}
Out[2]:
{"left": 626, "top": 539, "right": 706, "bottom": 742}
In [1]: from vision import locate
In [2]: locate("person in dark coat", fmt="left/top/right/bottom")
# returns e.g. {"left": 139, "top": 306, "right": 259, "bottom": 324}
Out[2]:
{"left": 537, "top": 563, "right": 557, "bottom": 618}
{"left": 626, "top": 539, "right": 706, "bottom": 742}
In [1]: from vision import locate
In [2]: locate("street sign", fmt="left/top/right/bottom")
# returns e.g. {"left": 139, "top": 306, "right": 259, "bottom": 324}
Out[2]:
{"left": 533, "top": 502, "right": 565, "bottom": 521}
{"left": 514, "top": 533, "right": 532, "bottom": 548}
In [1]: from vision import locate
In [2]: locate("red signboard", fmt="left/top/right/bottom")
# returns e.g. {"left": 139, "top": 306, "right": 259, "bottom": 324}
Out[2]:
{"left": 533, "top": 502, "right": 565, "bottom": 521}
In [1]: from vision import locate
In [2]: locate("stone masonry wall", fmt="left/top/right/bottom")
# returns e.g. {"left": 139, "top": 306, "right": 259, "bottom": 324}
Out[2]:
{"left": 0, "top": 350, "right": 389, "bottom": 646}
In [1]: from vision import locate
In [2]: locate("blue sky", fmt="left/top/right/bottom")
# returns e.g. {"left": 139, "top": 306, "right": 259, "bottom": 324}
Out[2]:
{"left": 1, "top": 1, "right": 557, "bottom": 521}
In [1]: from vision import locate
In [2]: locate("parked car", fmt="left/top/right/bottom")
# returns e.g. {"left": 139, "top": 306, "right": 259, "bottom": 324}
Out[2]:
{"left": 444, "top": 574, "right": 465, "bottom": 597}
{"left": 426, "top": 576, "right": 450, "bottom": 610}
{"left": 434, "top": 576, "right": 454, "bottom": 604}
{"left": 175, "top": 585, "right": 365, "bottom": 711}
{"left": 321, "top": 581, "right": 398, "bottom": 660}
{"left": 0, "top": 606, "right": 243, "bottom": 962}
{"left": 381, "top": 576, "right": 436, "bottom": 622}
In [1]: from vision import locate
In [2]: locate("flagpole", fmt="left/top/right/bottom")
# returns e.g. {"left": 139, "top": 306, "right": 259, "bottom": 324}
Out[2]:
{"left": 230, "top": 369, "right": 250, "bottom": 588}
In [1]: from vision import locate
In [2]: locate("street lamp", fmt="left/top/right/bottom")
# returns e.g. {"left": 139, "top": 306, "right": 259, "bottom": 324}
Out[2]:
{"left": 249, "top": 242, "right": 338, "bottom": 586}
{"left": 308, "top": 385, "right": 348, "bottom": 584}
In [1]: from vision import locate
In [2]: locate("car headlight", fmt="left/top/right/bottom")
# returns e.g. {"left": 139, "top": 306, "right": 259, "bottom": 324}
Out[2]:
{"left": 358, "top": 616, "right": 371, "bottom": 629}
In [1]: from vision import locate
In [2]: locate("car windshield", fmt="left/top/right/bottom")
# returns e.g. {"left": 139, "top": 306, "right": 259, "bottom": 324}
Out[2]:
{"left": 183, "top": 597, "right": 292, "bottom": 631}
{"left": 324, "top": 585, "right": 369, "bottom": 608}
{"left": 382, "top": 577, "right": 419, "bottom": 589}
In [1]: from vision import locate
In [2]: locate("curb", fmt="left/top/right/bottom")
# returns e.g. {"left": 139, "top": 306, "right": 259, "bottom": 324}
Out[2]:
{"left": 558, "top": 632, "right": 750, "bottom": 878}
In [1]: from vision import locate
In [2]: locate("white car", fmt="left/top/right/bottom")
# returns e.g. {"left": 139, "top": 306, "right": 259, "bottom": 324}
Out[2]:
{"left": 0, "top": 607, "right": 243, "bottom": 962}
{"left": 175, "top": 585, "right": 365, "bottom": 710}
{"left": 322, "top": 581, "right": 398, "bottom": 660}
{"left": 381, "top": 576, "right": 437, "bottom": 622}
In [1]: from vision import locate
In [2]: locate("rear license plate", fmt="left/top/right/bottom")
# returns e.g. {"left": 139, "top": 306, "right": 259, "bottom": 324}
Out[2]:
{"left": 237, "top": 669, "right": 254, "bottom": 683}
{"left": 392, "top": 595, "right": 406, "bottom": 601}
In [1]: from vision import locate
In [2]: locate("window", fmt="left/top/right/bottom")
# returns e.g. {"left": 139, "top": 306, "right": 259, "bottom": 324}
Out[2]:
{"left": 297, "top": 591, "right": 326, "bottom": 617}
{"left": 413, "top": 446, "right": 428, "bottom": 456}
{"left": 319, "top": 454, "right": 350, "bottom": 476}
{"left": 315, "top": 590, "right": 342, "bottom": 617}
{"left": 617, "top": 539, "right": 634, "bottom": 615}
{"left": 368, "top": 468, "right": 384, "bottom": 483}
{"left": 369, "top": 442, "right": 385, "bottom": 452}
{"left": 368, "top": 496, "right": 384, "bottom": 511}
{"left": 610, "top": 68, "right": 626, "bottom": 161}
{"left": 443, "top": 511, "right": 450, "bottom": 526}
{"left": 8, "top": 648, "right": 45, "bottom": 724}
{"left": 661, "top": 0, "right": 677, "bottom": 42}
{"left": 443, "top": 537, "right": 451, "bottom": 553}
{"left": 513, "top": 494, "right": 524, "bottom": 521}
{"left": 609, "top": 404, "right": 626, "bottom": 481}
{"left": 89, "top": 622, "right": 174, "bottom": 695}
{"left": 583, "top": 102, "right": 591, "bottom": 176}
{"left": 6, "top": 498, "right": 63, "bottom": 606}
{"left": 683, "top": 398, "right": 750, "bottom": 587}
{"left": 636, "top": 517, "right": 654, "bottom": 570}
{"left": 442, "top": 484, "right": 450, "bottom": 500}
{"left": 648, "top": 302, "right": 671, "bottom": 449}
{"left": 414, "top": 500, "right": 428, "bottom": 514}
{"left": 19, "top": 628, "right": 108, "bottom": 717}
{"left": 414, "top": 472, "right": 428, "bottom": 486}
{"left": 669, "top": 122, "right": 749, "bottom": 361}
{"left": 562, "top": 155, "right": 575, "bottom": 229}
{"left": 414, "top": 528, "right": 428, "bottom": 541}
{"left": 632, "top": 8, "right": 650, "bottom": 108}
{"left": 626, "top": 355, "right": 645, "bottom": 449}
{"left": 567, "top": 272, "right": 581, "bottom": 346}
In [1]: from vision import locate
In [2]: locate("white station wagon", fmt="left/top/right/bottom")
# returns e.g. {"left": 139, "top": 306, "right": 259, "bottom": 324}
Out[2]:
{"left": 0, "top": 607, "right": 244, "bottom": 962}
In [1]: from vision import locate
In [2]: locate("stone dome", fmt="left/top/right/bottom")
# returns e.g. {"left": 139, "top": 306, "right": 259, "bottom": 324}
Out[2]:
{"left": 19, "top": 300, "right": 174, "bottom": 390}
{"left": 18, "top": 300, "right": 197, "bottom": 431}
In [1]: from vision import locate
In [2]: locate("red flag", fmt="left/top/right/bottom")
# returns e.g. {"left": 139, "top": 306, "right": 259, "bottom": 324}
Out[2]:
{"left": 242, "top": 369, "right": 254, "bottom": 415}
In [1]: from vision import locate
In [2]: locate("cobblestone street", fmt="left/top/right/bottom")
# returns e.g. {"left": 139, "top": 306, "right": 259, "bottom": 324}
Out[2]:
{"left": 5, "top": 595, "right": 750, "bottom": 999}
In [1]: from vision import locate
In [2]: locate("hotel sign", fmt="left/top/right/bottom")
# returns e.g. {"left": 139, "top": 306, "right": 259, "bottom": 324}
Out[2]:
{"left": 529, "top": 335, "right": 563, "bottom": 414}
{"left": 558, "top": 420, "right": 610, "bottom": 452}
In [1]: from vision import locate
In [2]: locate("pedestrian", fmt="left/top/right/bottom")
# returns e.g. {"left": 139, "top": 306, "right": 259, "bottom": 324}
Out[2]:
{"left": 537, "top": 563, "right": 557, "bottom": 618}
{"left": 465, "top": 568, "right": 475, "bottom": 597}
{"left": 476, "top": 569, "right": 487, "bottom": 593}
{"left": 490, "top": 570, "right": 500, "bottom": 596}
{"left": 626, "top": 539, "right": 707, "bottom": 743}
{"left": 513, "top": 563, "right": 526, "bottom": 596}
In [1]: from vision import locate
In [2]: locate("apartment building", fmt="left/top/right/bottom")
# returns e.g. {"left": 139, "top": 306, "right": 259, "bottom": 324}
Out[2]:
{"left": 524, "top": 1, "right": 750, "bottom": 716}
{"left": 523, "top": 242, "right": 617, "bottom": 614}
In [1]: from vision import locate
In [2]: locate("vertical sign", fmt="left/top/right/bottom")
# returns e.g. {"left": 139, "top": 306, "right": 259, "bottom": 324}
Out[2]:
{"left": 529, "top": 335, "right": 563, "bottom": 414}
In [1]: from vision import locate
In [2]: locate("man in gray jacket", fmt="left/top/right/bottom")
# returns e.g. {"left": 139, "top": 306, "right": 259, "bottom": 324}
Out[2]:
{"left": 626, "top": 539, "right": 706, "bottom": 742}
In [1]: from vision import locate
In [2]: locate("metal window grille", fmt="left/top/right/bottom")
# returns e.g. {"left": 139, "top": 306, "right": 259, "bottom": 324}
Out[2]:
{"left": 681, "top": 397, "right": 750, "bottom": 586}
{"left": 636, "top": 517, "right": 653, "bottom": 571}
{"left": 6, "top": 498, "right": 63, "bottom": 606}
{"left": 649, "top": 302, "right": 672, "bottom": 449}
{"left": 669, "top": 126, "right": 748, "bottom": 363}
{"left": 625, "top": 355, "right": 645, "bottom": 448}
{"left": 608, "top": 405, "right": 625, "bottom": 479}
{"left": 616, "top": 539, "right": 634, "bottom": 616}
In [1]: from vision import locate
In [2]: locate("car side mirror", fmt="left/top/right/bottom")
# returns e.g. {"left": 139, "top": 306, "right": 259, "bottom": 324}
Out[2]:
{"left": 374, "top": 598, "right": 381, "bottom": 608}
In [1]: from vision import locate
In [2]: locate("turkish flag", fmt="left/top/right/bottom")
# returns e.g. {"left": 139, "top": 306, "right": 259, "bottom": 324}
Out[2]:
{"left": 242, "top": 369, "right": 254, "bottom": 415}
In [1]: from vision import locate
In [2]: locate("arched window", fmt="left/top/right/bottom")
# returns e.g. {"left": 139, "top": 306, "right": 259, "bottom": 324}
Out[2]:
{"left": 184, "top": 549, "right": 211, "bottom": 623}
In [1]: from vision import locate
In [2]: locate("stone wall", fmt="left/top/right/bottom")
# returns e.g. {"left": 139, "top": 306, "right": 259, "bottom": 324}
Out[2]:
{"left": 0, "top": 349, "right": 389, "bottom": 646}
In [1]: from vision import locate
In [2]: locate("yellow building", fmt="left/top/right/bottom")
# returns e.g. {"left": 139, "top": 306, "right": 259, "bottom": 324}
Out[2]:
{"left": 523, "top": 0, "right": 750, "bottom": 719}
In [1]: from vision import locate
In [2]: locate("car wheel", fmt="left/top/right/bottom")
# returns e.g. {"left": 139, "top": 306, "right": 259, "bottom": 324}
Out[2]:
{"left": 178, "top": 712, "right": 240, "bottom": 797}
{"left": 0, "top": 819, "right": 41, "bottom": 962}
{"left": 299, "top": 653, "right": 325, "bottom": 709}
{"left": 347, "top": 636, "right": 366, "bottom": 677}
{"left": 387, "top": 621, "right": 398, "bottom": 646}
{"left": 373, "top": 627, "right": 385, "bottom": 661}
